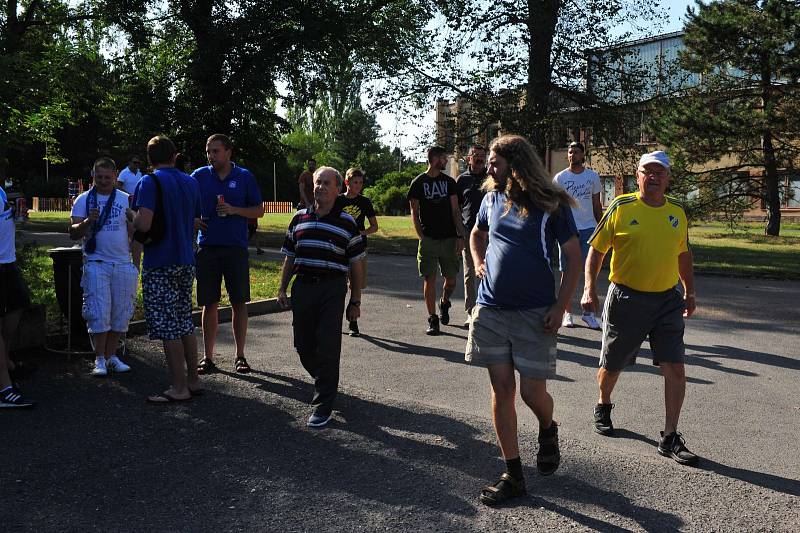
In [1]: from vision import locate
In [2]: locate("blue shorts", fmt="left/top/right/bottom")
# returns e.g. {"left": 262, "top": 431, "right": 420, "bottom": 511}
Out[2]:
{"left": 559, "top": 227, "right": 594, "bottom": 272}
{"left": 142, "top": 265, "right": 195, "bottom": 340}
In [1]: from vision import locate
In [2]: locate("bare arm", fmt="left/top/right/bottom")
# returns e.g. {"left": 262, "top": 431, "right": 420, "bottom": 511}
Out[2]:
{"left": 409, "top": 199, "right": 424, "bottom": 240}
{"left": 581, "top": 246, "right": 607, "bottom": 314}
{"left": 592, "top": 192, "right": 603, "bottom": 223}
{"left": 299, "top": 183, "right": 310, "bottom": 206}
{"left": 363, "top": 216, "right": 379, "bottom": 236}
{"left": 133, "top": 207, "right": 154, "bottom": 233}
{"left": 449, "top": 194, "right": 467, "bottom": 254}
{"left": 544, "top": 236, "right": 581, "bottom": 333}
{"left": 470, "top": 225, "right": 489, "bottom": 279}
{"left": 69, "top": 215, "right": 93, "bottom": 240}
{"left": 217, "top": 203, "right": 265, "bottom": 218}
{"left": 277, "top": 255, "right": 295, "bottom": 309}
{"left": 678, "top": 250, "right": 696, "bottom": 318}
{"left": 346, "top": 259, "right": 364, "bottom": 321}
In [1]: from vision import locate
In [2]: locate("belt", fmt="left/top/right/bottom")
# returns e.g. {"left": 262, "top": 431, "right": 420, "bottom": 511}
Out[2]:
{"left": 296, "top": 272, "right": 346, "bottom": 284}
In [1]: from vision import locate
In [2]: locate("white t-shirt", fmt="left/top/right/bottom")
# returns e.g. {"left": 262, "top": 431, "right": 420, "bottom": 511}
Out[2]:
{"left": 117, "top": 167, "right": 142, "bottom": 195}
{"left": 0, "top": 186, "right": 15, "bottom": 264}
{"left": 553, "top": 167, "right": 602, "bottom": 230}
{"left": 71, "top": 190, "right": 132, "bottom": 263}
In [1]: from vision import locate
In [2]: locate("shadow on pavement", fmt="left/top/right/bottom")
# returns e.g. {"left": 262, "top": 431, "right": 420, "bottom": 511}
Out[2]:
{"left": 686, "top": 343, "right": 800, "bottom": 371}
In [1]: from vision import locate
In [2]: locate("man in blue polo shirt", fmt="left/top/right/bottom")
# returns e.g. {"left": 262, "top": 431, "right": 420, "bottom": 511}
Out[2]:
{"left": 192, "top": 134, "right": 264, "bottom": 375}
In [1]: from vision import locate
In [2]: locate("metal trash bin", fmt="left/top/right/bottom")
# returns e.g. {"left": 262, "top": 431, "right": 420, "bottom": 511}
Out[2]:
{"left": 48, "top": 246, "right": 86, "bottom": 337}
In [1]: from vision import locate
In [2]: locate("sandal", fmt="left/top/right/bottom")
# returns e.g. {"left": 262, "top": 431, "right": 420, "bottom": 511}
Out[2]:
{"left": 197, "top": 357, "right": 218, "bottom": 375}
{"left": 234, "top": 356, "right": 252, "bottom": 374}
{"left": 479, "top": 472, "right": 526, "bottom": 506}
{"left": 537, "top": 421, "right": 561, "bottom": 476}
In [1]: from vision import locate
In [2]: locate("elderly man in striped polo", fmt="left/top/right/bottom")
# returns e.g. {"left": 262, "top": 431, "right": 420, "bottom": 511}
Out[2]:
{"left": 278, "top": 166, "right": 365, "bottom": 428}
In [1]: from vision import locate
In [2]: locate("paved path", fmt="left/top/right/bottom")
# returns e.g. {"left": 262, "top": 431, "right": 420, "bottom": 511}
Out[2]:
{"left": 3, "top": 246, "right": 798, "bottom": 532}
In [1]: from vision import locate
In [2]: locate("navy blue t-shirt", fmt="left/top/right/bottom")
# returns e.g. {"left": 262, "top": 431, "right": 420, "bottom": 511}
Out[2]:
{"left": 134, "top": 168, "right": 201, "bottom": 270}
{"left": 476, "top": 191, "right": 577, "bottom": 309}
{"left": 192, "top": 163, "right": 263, "bottom": 248}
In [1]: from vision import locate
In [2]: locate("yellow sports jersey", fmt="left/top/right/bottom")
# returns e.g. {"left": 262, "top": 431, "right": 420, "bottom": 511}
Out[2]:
{"left": 588, "top": 193, "right": 689, "bottom": 292}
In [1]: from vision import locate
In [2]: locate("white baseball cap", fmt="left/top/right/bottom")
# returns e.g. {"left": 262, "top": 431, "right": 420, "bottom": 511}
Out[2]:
{"left": 638, "top": 150, "right": 671, "bottom": 170}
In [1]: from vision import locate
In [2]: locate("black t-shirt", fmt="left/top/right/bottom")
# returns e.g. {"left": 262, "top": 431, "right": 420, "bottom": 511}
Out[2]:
{"left": 335, "top": 194, "right": 376, "bottom": 232}
{"left": 407, "top": 172, "right": 458, "bottom": 239}
{"left": 456, "top": 170, "right": 486, "bottom": 231}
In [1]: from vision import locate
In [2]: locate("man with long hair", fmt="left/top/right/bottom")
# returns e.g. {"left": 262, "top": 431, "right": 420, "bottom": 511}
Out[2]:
{"left": 468, "top": 135, "right": 581, "bottom": 505}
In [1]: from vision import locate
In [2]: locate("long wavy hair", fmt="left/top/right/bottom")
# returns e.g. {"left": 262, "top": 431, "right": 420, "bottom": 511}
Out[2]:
{"left": 483, "top": 134, "right": 575, "bottom": 217}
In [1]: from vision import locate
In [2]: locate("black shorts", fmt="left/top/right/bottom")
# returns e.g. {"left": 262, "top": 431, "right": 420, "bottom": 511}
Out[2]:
{"left": 0, "top": 262, "right": 31, "bottom": 317}
{"left": 195, "top": 246, "right": 251, "bottom": 306}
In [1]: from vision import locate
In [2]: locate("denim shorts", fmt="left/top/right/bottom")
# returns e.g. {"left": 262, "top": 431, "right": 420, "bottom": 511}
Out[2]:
{"left": 142, "top": 265, "right": 195, "bottom": 340}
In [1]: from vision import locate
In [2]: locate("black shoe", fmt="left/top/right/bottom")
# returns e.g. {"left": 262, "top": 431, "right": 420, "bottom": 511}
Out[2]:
{"left": 658, "top": 431, "right": 699, "bottom": 466}
{"left": 537, "top": 421, "right": 560, "bottom": 476}
{"left": 594, "top": 403, "right": 614, "bottom": 435}
{"left": 439, "top": 298, "right": 451, "bottom": 325}
{"left": 426, "top": 314, "right": 440, "bottom": 335}
{"left": 0, "top": 386, "right": 36, "bottom": 408}
{"left": 348, "top": 320, "right": 360, "bottom": 337}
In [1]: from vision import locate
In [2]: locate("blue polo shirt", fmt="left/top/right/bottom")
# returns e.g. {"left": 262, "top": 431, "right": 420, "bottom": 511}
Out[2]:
{"left": 134, "top": 167, "right": 201, "bottom": 270}
{"left": 192, "top": 163, "right": 262, "bottom": 248}
{"left": 476, "top": 191, "right": 577, "bottom": 310}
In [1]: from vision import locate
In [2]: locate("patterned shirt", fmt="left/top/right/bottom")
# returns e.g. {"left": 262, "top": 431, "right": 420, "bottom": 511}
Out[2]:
{"left": 281, "top": 205, "right": 366, "bottom": 275}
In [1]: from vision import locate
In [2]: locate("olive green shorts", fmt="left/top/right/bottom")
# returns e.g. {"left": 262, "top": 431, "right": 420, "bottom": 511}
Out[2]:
{"left": 417, "top": 237, "right": 460, "bottom": 278}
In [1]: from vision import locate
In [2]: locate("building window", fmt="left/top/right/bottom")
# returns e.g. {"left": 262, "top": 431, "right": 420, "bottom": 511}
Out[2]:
{"left": 782, "top": 176, "right": 800, "bottom": 208}
{"left": 601, "top": 176, "right": 616, "bottom": 205}
{"left": 624, "top": 175, "right": 637, "bottom": 194}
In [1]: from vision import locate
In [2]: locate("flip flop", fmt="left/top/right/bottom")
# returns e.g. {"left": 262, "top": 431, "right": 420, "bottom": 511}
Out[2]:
{"left": 146, "top": 392, "right": 192, "bottom": 404}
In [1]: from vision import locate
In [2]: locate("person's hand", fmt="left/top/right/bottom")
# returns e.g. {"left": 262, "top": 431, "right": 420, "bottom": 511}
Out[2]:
{"left": 87, "top": 208, "right": 100, "bottom": 224}
{"left": 346, "top": 302, "right": 361, "bottom": 321}
{"left": 543, "top": 304, "right": 566, "bottom": 334}
{"left": 683, "top": 294, "right": 696, "bottom": 318}
{"left": 475, "top": 262, "right": 487, "bottom": 279}
{"left": 194, "top": 218, "right": 208, "bottom": 231}
{"left": 581, "top": 289, "right": 599, "bottom": 315}
{"left": 216, "top": 202, "right": 236, "bottom": 216}
{"left": 455, "top": 238, "right": 464, "bottom": 255}
{"left": 277, "top": 290, "right": 290, "bottom": 309}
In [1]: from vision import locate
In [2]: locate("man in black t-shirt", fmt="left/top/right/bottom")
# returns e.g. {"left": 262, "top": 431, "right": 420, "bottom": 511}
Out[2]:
{"left": 407, "top": 146, "right": 468, "bottom": 335}
{"left": 336, "top": 168, "right": 378, "bottom": 337}
{"left": 456, "top": 144, "right": 487, "bottom": 325}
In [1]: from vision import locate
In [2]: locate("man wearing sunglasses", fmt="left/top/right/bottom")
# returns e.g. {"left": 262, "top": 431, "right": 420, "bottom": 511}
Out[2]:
{"left": 117, "top": 156, "right": 143, "bottom": 195}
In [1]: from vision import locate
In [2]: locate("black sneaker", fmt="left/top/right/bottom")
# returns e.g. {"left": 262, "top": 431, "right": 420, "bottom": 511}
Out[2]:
{"left": 348, "top": 320, "right": 360, "bottom": 337}
{"left": 593, "top": 403, "right": 614, "bottom": 435}
{"left": 0, "top": 386, "right": 36, "bottom": 408}
{"left": 537, "top": 421, "right": 560, "bottom": 476}
{"left": 426, "top": 314, "right": 440, "bottom": 335}
{"left": 439, "top": 299, "right": 451, "bottom": 325}
{"left": 658, "top": 431, "right": 698, "bottom": 466}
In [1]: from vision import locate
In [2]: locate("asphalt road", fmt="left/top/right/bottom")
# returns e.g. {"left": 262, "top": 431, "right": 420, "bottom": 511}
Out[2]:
{"left": 2, "top": 247, "right": 799, "bottom": 532}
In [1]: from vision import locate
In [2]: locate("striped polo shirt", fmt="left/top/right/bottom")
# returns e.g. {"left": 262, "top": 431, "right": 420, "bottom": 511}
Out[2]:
{"left": 281, "top": 205, "right": 366, "bottom": 275}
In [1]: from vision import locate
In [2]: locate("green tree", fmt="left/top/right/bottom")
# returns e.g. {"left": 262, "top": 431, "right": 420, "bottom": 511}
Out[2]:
{"left": 652, "top": 0, "right": 800, "bottom": 236}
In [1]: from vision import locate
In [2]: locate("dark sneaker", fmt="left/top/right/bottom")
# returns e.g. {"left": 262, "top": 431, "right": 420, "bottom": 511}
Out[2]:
{"left": 439, "top": 299, "right": 451, "bottom": 325}
{"left": 426, "top": 314, "right": 440, "bottom": 335}
{"left": 658, "top": 431, "right": 699, "bottom": 466}
{"left": 594, "top": 403, "right": 614, "bottom": 435}
{"left": 537, "top": 421, "right": 560, "bottom": 475}
{"left": 307, "top": 411, "right": 332, "bottom": 428}
{"left": 348, "top": 320, "right": 360, "bottom": 337}
{"left": 0, "top": 386, "right": 36, "bottom": 408}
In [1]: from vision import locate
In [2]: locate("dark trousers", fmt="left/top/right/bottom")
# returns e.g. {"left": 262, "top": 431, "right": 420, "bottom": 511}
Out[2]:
{"left": 291, "top": 275, "right": 348, "bottom": 415}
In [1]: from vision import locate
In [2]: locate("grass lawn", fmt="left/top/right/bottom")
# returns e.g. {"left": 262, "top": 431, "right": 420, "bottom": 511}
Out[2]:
{"left": 26, "top": 211, "right": 800, "bottom": 280}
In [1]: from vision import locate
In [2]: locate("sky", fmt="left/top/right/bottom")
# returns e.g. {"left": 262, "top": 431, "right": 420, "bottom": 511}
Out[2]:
{"left": 372, "top": 0, "right": 696, "bottom": 159}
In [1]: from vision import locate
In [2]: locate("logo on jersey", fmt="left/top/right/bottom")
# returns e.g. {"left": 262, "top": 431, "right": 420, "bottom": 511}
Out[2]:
{"left": 629, "top": 219, "right": 639, "bottom": 226}
{"left": 668, "top": 215, "right": 679, "bottom": 228}
{"left": 229, "top": 181, "right": 237, "bottom": 189}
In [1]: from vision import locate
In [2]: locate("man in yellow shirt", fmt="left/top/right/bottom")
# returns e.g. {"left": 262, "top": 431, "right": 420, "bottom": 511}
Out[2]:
{"left": 582, "top": 150, "right": 698, "bottom": 466}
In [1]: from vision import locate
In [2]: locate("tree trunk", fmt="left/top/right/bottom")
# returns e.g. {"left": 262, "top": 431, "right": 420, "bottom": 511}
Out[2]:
{"left": 524, "top": 0, "right": 560, "bottom": 160}
{"left": 760, "top": 54, "right": 781, "bottom": 236}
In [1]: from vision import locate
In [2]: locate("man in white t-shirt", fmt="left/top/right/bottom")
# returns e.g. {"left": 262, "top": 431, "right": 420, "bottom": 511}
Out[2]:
{"left": 71, "top": 157, "right": 139, "bottom": 376}
{"left": 116, "top": 155, "right": 143, "bottom": 195}
{"left": 553, "top": 142, "right": 603, "bottom": 329}
{"left": 0, "top": 185, "right": 36, "bottom": 408}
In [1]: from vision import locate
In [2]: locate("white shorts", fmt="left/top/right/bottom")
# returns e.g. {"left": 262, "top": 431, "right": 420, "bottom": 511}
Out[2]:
{"left": 81, "top": 261, "right": 139, "bottom": 333}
